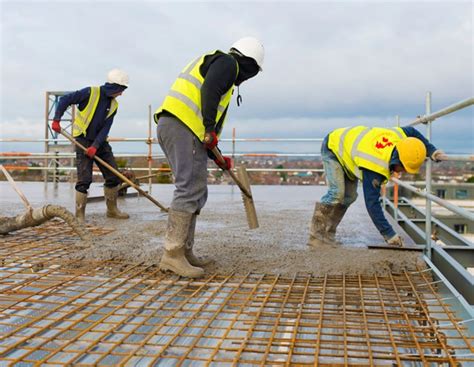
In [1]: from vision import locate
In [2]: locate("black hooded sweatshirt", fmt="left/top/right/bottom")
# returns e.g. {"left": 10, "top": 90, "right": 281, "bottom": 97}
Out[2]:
{"left": 199, "top": 50, "right": 260, "bottom": 134}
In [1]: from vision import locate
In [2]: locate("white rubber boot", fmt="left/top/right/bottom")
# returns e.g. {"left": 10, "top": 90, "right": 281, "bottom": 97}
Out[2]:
{"left": 185, "top": 214, "right": 213, "bottom": 267}
{"left": 160, "top": 209, "right": 204, "bottom": 278}
{"left": 75, "top": 191, "right": 88, "bottom": 224}
{"left": 104, "top": 186, "right": 129, "bottom": 219}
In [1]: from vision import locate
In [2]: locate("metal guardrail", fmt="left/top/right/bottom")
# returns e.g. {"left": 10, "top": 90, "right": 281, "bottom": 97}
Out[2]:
{"left": 0, "top": 152, "right": 321, "bottom": 159}
{"left": 391, "top": 178, "right": 474, "bottom": 222}
{"left": 393, "top": 196, "right": 473, "bottom": 248}
{"left": 390, "top": 94, "right": 474, "bottom": 258}
{"left": 384, "top": 93, "right": 474, "bottom": 315}
{"left": 408, "top": 97, "right": 474, "bottom": 126}
{"left": 0, "top": 137, "right": 324, "bottom": 143}
{"left": 0, "top": 165, "right": 324, "bottom": 174}
{"left": 1, "top": 122, "right": 325, "bottom": 187}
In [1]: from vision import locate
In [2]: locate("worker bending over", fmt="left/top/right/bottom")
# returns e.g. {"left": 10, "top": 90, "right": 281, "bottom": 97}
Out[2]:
{"left": 155, "top": 37, "right": 264, "bottom": 277}
{"left": 51, "top": 69, "right": 130, "bottom": 223}
{"left": 309, "top": 125, "right": 444, "bottom": 247}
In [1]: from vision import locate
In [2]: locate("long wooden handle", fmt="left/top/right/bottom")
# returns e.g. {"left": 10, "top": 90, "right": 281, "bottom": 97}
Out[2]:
{"left": 118, "top": 173, "right": 157, "bottom": 190}
{"left": 0, "top": 164, "right": 33, "bottom": 212}
{"left": 211, "top": 147, "right": 252, "bottom": 199}
{"left": 60, "top": 129, "right": 168, "bottom": 212}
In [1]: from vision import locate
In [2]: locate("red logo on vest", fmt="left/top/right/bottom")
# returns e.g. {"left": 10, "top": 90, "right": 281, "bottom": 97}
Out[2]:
{"left": 375, "top": 137, "right": 393, "bottom": 149}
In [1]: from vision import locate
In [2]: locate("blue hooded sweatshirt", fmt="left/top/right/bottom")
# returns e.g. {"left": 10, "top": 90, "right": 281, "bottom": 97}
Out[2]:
{"left": 361, "top": 127, "right": 437, "bottom": 239}
{"left": 54, "top": 83, "right": 127, "bottom": 148}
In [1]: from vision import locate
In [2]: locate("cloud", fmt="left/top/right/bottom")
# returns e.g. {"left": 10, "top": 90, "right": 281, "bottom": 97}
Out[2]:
{"left": 1, "top": 1, "right": 472, "bottom": 152}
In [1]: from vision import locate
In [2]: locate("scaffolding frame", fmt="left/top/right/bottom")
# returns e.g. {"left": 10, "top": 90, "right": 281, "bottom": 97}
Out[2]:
{"left": 44, "top": 91, "right": 75, "bottom": 186}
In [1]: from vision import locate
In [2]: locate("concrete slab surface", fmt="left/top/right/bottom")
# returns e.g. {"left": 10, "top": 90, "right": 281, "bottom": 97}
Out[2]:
{"left": 1, "top": 182, "right": 422, "bottom": 276}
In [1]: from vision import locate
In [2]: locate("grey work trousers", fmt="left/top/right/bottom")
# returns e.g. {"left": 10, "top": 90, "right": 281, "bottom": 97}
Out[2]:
{"left": 157, "top": 115, "right": 208, "bottom": 214}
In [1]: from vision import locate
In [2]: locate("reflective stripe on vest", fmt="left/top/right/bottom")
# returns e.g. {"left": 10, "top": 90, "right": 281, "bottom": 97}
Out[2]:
{"left": 328, "top": 126, "right": 407, "bottom": 181}
{"left": 154, "top": 51, "right": 237, "bottom": 141}
{"left": 72, "top": 86, "right": 118, "bottom": 137}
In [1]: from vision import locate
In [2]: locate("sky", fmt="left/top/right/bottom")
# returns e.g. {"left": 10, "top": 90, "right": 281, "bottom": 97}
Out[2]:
{"left": 0, "top": 0, "right": 473, "bottom": 155}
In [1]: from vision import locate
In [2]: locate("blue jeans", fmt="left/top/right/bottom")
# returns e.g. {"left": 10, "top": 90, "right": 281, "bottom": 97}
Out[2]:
{"left": 320, "top": 138, "right": 358, "bottom": 206}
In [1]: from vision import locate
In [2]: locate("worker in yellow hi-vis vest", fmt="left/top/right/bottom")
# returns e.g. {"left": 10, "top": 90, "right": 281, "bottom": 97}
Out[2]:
{"left": 154, "top": 37, "right": 264, "bottom": 278}
{"left": 309, "top": 125, "right": 444, "bottom": 248}
{"left": 51, "top": 69, "right": 129, "bottom": 223}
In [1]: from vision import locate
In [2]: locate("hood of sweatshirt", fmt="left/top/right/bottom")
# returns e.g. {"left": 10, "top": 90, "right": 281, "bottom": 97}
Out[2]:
{"left": 102, "top": 83, "right": 127, "bottom": 97}
{"left": 230, "top": 53, "right": 260, "bottom": 86}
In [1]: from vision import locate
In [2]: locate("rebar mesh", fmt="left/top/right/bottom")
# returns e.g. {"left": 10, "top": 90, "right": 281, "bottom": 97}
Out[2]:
{"left": 0, "top": 221, "right": 472, "bottom": 366}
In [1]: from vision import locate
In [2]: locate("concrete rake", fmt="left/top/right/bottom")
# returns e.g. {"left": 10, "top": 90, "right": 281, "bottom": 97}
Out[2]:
{"left": 211, "top": 147, "right": 259, "bottom": 229}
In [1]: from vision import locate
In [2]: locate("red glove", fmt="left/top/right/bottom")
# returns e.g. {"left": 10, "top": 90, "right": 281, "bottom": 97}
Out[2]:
{"left": 51, "top": 120, "right": 61, "bottom": 133}
{"left": 85, "top": 146, "right": 97, "bottom": 159}
{"left": 204, "top": 131, "right": 218, "bottom": 150}
{"left": 214, "top": 156, "right": 232, "bottom": 170}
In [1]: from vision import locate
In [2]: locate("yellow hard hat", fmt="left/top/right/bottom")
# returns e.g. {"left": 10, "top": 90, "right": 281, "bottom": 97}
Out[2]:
{"left": 396, "top": 137, "right": 427, "bottom": 174}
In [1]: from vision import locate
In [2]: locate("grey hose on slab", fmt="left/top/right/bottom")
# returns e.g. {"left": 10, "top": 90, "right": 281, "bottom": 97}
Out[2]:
{"left": 0, "top": 205, "right": 91, "bottom": 242}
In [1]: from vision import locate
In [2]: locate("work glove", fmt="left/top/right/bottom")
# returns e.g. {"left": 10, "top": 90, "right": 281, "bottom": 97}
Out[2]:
{"left": 204, "top": 131, "right": 218, "bottom": 150}
{"left": 385, "top": 234, "right": 404, "bottom": 247}
{"left": 85, "top": 146, "right": 97, "bottom": 159}
{"left": 214, "top": 155, "right": 233, "bottom": 171}
{"left": 51, "top": 120, "right": 61, "bottom": 133}
{"left": 431, "top": 149, "right": 445, "bottom": 162}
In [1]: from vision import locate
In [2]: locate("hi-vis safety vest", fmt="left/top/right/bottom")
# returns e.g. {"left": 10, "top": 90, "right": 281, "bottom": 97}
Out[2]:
{"left": 327, "top": 126, "right": 407, "bottom": 182}
{"left": 72, "top": 86, "right": 118, "bottom": 137}
{"left": 154, "top": 51, "right": 238, "bottom": 142}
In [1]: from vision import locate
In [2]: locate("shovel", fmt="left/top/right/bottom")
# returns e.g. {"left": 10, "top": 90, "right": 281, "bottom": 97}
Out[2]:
{"left": 211, "top": 147, "right": 258, "bottom": 229}
{"left": 59, "top": 129, "right": 168, "bottom": 212}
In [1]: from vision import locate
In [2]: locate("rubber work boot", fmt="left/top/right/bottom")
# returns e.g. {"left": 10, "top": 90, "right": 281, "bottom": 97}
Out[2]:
{"left": 307, "top": 202, "right": 336, "bottom": 247}
{"left": 160, "top": 209, "right": 204, "bottom": 278}
{"left": 185, "top": 214, "right": 213, "bottom": 267}
{"left": 326, "top": 203, "right": 348, "bottom": 242}
{"left": 75, "top": 191, "right": 88, "bottom": 224}
{"left": 104, "top": 186, "right": 129, "bottom": 219}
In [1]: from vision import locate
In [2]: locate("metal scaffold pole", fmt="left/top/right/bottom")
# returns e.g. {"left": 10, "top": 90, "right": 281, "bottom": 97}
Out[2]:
{"left": 148, "top": 104, "right": 153, "bottom": 194}
{"left": 44, "top": 92, "right": 49, "bottom": 184}
{"left": 425, "top": 92, "right": 433, "bottom": 259}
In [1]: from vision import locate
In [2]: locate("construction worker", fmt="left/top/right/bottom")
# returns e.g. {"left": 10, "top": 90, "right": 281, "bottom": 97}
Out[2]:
{"left": 308, "top": 126, "right": 444, "bottom": 247}
{"left": 154, "top": 37, "right": 264, "bottom": 277}
{"left": 51, "top": 69, "right": 130, "bottom": 223}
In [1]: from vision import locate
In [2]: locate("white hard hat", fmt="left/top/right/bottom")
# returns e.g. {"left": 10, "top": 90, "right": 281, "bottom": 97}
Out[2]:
{"left": 231, "top": 37, "right": 264, "bottom": 71}
{"left": 107, "top": 68, "right": 129, "bottom": 87}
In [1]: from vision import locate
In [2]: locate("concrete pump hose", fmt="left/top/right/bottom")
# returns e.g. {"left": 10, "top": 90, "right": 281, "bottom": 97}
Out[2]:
{"left": 42, "top": 205, "right": 92, "bottom": 242}
{"left": 0, "top": 205, "right": 91, "bottom": 243}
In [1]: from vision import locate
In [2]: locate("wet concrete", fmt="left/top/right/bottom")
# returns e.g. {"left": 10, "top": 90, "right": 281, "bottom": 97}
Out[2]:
{"left": 0, "top": 182, "right": 424, "bottom": 276}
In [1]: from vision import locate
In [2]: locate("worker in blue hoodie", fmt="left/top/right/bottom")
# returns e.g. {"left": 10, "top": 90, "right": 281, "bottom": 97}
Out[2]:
{"left": 308, "top": 125, "right": 444, "bottom": 248}
{"left": 51, "top": 69, "right": 129, "bottom": 223}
